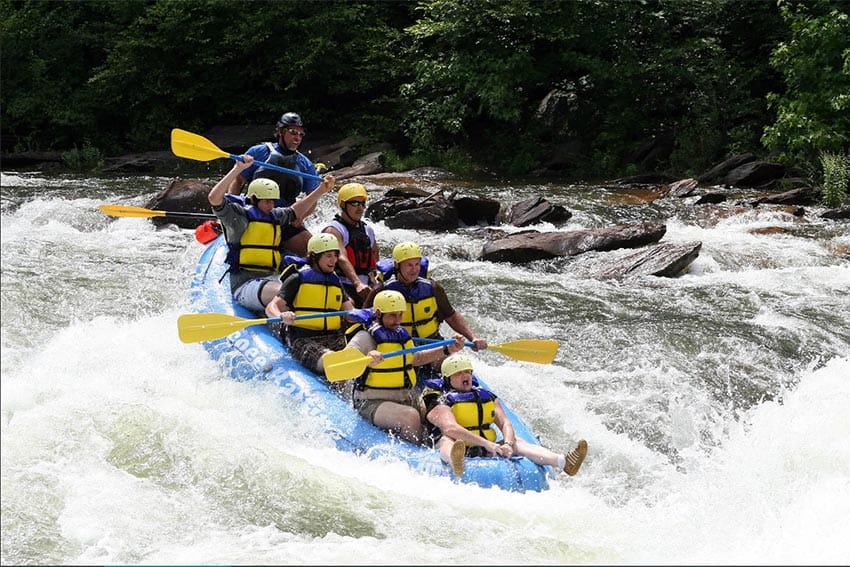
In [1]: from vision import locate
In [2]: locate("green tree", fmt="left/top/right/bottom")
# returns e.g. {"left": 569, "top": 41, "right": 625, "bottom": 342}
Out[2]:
{"left": 762, "top": 0, "right": 850, "bottom": 167}
{"left": 0, "top": 0, "right": 144, "bottom": 151}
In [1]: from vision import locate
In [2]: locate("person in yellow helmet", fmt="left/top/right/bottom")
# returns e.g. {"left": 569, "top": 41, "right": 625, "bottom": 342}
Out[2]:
{"left": 208, "top": 154, "right": 336, "bottom": 314}
{"left": 364, "top": 241, "right": 488, "bottom": 380}
{"left": 321, "top": 182, "right": 379, "bottom": 308}
{"left": 425, "top": 354, "right": 588, "bottom": 478}
{"left": 342, "top": 290, "right": 465, "bottom": 444}
{"left": 265, "top": 233, "right": 357, "bottom": 376}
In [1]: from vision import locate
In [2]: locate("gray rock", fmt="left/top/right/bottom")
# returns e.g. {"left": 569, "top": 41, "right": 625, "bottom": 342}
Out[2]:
{"left": 596, "top": 242, "right": 702, "bottom": 279}
{"left": 481, "top": 222, "right": 667, "bottom": 263}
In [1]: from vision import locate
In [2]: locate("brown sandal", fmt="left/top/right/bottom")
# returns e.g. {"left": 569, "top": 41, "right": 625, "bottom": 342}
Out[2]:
{"left": 564, "top": 439, "right": 588, "bottom": 476}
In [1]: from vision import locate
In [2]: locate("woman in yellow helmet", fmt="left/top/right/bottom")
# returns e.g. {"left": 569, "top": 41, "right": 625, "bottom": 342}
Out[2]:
{"left": 322, "top": 182, "right": 379, "bottom": 308}
{"left": 208, "top": 154, "right": 335, "bottom": 314}
{"left": 343, "top": 290, "right": 465, "bottom": 444}
{"left": 426, "top": 354, "right": 588, "bottom": 479}
{"left": 265, "top": 233, "right": 357, "bottom": 377}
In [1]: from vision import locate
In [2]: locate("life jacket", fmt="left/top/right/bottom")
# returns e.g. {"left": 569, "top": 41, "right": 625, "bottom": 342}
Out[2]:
{"left": 357, "top": 322, "right": 416, "bottom": 389}
{"left": 326, "top": 216, "right": 377, "bottom": 285}
{"left": 382, "top": 277, "right": 440, "bottom": 338}
{"left": 291, "top": 266, "right": 345, "bottom": 331}
{"left": 445, "top": 388, "right": 498, "bottom": 444}
{"left": 251, "top": 143, "right": 303, "bottom": 206}
{"left": 224, "top": 203, "right": 284, "bottom": 273}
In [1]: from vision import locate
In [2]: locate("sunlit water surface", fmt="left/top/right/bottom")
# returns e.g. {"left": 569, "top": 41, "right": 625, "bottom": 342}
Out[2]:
{"left": 2, "top": 171, "right": 848, "bottom": 564}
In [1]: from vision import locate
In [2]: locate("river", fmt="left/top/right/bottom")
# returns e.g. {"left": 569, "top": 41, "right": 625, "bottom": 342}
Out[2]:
{"left": 2, "top": 169, "right": 848, "bottom": 564}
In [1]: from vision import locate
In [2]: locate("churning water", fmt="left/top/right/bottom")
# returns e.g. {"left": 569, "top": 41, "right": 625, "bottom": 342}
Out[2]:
{"left": 2, "top": 170, "right": 848, "bottom": 564}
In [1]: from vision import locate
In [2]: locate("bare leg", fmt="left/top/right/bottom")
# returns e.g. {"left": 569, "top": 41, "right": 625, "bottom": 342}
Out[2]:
{"left": 515, "top": 438, "right": 561, "bottom": 467}
{"left": 373, "top": 401, "right": 423, "bottom": 444}
{"left": 436, "top": 436, "right": 466, "bottom": 477}
{"left": 259, "top": 280, "right": 283, "bottom": 308}
{"left": 516, "top": 438, "right": 588, "bottom": 475}
{"left": 283, "top": 230, "right": 312, "bottom": 257}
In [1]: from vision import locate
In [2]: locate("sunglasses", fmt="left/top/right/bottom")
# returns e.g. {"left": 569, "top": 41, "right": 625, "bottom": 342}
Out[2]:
{"left": 284, "top": 128, "right": 305, "bottom": 138}
{"left": 346, "top": 200, "right": 366, "bottom": 207}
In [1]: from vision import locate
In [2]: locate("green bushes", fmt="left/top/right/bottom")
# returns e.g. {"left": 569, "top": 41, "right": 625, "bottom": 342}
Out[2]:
{"left": 62, "top": 143, "right": 104, "bottom": 172}
{"left": 819, "top": 151, "right": 850, "bottom": 208}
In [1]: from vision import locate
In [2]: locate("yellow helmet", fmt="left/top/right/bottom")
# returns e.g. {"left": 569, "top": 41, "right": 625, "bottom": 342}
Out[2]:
{"left": 246, "top": 178, "right": 280, "bottom": 200}
{"left": 307, "top": 233, "right": 340, "bottom": 256}
{"left": 373, "top": 290, "right": 407, "bottom": 314}
{"left": 337, "top": 182, "right": 368, "bottom": 207}
{"left": 392, "top": 241, "right": 422, "bottom": 264}
{"left": 441, "top": 354, "right": 474, "bottom": 377}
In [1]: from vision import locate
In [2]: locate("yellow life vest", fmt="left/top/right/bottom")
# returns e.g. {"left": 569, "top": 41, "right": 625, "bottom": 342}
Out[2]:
{"left": 238, "top": 218, "right": 282, "bottom": 272}
{"left": 447, "top": 389, "right": 498, "bottom": 444}
{"left": 364, "top": 328, "right": 416, "bottom": 389}
{"left": 292, "top": 267, "right": 345, "bottom": 331}
{"left": 383, "top": 278, "right": 440, "bottom": 338}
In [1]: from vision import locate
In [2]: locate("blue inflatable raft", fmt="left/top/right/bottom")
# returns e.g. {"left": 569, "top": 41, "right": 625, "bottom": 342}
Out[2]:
{"left": 187, "top": 236, "right": 552, "bottom": 492}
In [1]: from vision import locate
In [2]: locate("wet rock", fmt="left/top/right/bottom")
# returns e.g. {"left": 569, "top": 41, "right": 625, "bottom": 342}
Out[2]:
{"left": 748, "top": 187, "right": 816, "bottom": 207}
{"left": 722, "top": 160, "right": 787, "bottom": 187}
{"left": 695, "top": 193, "right": 727, "bottom": 205}
{"left": 821, "top": 206, "right": 850, "bottom": 220}
{"left": 1, "top": 150, "right": 64, "bottom": 168}
{"left": 481, "top": 222, "right": 667, "bottom": 263}
{"left": 454, "top": 196, "right": 501, "bottom": 226}
{"left": 103, "top": 151, "right": 178, "bottom": 173}
{"left": 698, "top": 153, "right": 756, "bottom": 184}
{"left": 331, "top": 151, "right": 385, "bottom": 180}
{"left": 662, "top": 178, "right": 698, "bottom": 198}
{"left": 368, "top": 189, "right": 499, "bottom": 230}
{"left": 144, "top": 178, "right": 211, "bottom": 229}
{"left": 508, "top": 196, "right": 572, "bottom": 227}
{"left": 596, "top": 241, "right": 702, "bottom": 279}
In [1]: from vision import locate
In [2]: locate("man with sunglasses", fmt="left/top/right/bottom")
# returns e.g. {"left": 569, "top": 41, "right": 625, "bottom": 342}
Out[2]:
{"left": 322, "top": 183, "right": 380, "bottom": 308}
{"left": 226, "top": 112, "right": 322, "bottom": 256}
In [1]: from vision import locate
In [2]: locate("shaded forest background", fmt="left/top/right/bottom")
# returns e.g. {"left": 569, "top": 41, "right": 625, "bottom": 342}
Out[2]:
{"left": 1, "top": 0, "right": 848, "bottom": 181}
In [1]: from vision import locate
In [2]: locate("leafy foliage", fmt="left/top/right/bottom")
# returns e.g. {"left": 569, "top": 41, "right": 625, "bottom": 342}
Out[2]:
{"left": 819, "top": 151, "right": 850, "bottom": 207}
{"left": 762, "top": 0, "right": 850, "bottom": 165}
{"left": 0, "top": 0, "right": 842, "bottom": 178}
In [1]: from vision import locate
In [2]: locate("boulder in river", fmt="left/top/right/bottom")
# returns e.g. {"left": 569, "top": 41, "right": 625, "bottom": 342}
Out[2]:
{"left": 595, "top": 241, "right": 702, "bottom": 279}
{"left": 144, "top": 178, "right": 211, "bottom": 229}
{"left": 481, "top": 222, "right": 667, "bottom": 263}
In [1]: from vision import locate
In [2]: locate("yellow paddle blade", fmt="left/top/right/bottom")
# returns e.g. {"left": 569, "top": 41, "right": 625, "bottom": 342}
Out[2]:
{"left": 323, "top": 348, "right": 373, "bottom": 382}
{"left": 171, "top": 128, "right": 229, "bottom": 162}
{"left": 177, "top": 313, "right": 272, "bottom": 343}
{"left": 488, "top": 339, "right": 559, "bottom": 364}
{"left": 98, "top": 204, "right": 167, "bottom": 218}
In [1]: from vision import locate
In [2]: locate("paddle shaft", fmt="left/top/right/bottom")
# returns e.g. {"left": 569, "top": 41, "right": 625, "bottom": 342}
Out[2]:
{"left": 412, "top": 336, "right": 558, "bottom": 364}
{"left": 381, "top": 338, "right": 457, "bottom": 360}
{"left": 171, "top": 128, "right": 323, "bottom": 182}
{"left": 414, "top": 337, "right": 477, "bottom": 349}
{"left": 99, "top": 204, "right": 216, "bottom": 220}
{"left": 324, "top": 338, "right": 457, "bottom": 382}
{"left": 158, "top": 211, "right": 216, "bottom": 219}
{"left": 177, "top": 310, "right": 356, "bottom": 344}
{"left": 230, "top": 153, "right": 323, "bottom": 182}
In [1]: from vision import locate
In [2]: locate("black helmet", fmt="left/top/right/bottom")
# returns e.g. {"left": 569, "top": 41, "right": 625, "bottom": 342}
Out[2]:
{"left": 277, "top": 112, "right": 303, "bottom": 127}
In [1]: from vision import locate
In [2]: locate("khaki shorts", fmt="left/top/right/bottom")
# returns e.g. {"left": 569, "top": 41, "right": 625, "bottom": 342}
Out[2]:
{"left": 354, "top": 387, "right": 422, "bottom": 424}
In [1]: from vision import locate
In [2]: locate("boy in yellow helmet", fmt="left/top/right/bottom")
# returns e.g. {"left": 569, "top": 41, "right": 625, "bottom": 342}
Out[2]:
{"left": 343, "top": 290, "right": 464, "bottom": 444}
{"left": 265, "top": 233, "right": 356, "bottom": 376}
{"left": 208, "top": 155, "right": 335, "bottom": 314}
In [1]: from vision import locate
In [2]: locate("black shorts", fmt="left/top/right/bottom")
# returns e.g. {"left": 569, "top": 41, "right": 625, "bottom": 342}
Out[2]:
{"left": 281, "top": 224, "right": 308, "bottom": 242}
